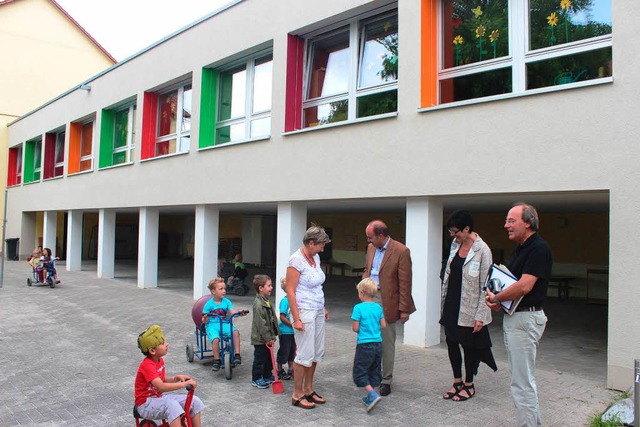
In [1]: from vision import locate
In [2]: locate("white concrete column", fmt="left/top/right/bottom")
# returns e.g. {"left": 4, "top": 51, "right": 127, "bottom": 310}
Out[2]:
{"left": 242, "top": 215, "right": 262, "bottom": 265}
{"left": 20, "top": 212, "right": 37, "bottom": 259}
{"left": 275, "top": 202, "right": 307, "bottom": 307}
{"left": 66, "top": 210, "right": 83, "bottom": 271}
{"left": 404, "top": 197, "right": 443, "bottom": 347}
{"left": 97, "top": 209, "right": 116, "bottom": 278}
{"left": 138, "top": 207, "right": 159, "bottom": 289}
{"left": 42, "top": 211, "right": 57, "bottom": 253}
{"left": 193, "top": 205, "right": 219, "bottom": 300}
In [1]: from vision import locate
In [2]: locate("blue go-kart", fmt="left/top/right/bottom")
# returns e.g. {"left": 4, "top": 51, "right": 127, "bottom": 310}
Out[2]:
{"left": 27, "top": 260, "right": 57, "bottom": 288}
{"left": 185, "top": 296, "right": 248, "bottom": 380}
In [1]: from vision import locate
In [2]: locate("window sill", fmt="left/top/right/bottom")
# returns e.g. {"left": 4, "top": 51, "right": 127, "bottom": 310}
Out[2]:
{"left": 68, "top": 169, "right": 94, "bottom": 177}
{"left": 23, "top": 180, "right": 41, "bottom": 186}
{"left": 198, "top": 135, "right": 270, "bottom": 151}
{"left": 283, "top": 112, "right": 397, "bottom": 137}
{"left": 42, "top": 175, "right": 64, "bottom": 182}
{"left": 99, "top": 161, "right": 135, "bottom": 171}
{"left": 140, "top": 150, "right": 189, "bottom": 163}
{"left": 419, "top": 77, "right": 613, "bottom": 113}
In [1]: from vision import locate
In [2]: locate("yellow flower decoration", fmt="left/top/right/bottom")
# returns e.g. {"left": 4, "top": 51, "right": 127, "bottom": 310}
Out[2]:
{"left": 453, "top": 35, "right": 464, "bottom": 45}
{"left": 560, "top": 0, "right": 571, "bottom": 10}
{"left": 472, "top": 6, "right": 483, "bottom": 18}
{"left": 475, "top": 25, "right": 486, "bottom": 38}
{"left": 547, "top": 12, "right": 558, "bottom": 26}
{"left": 489, "top": 29, "right": 500, "bottom": 43}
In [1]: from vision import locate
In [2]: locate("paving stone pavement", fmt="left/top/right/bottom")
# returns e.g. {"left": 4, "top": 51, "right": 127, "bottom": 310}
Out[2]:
{"left": 0, "top": 260, "right": 616, "bottom": 426}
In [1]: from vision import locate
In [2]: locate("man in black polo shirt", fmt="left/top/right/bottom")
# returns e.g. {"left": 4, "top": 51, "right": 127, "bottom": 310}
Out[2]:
{"left": 486, "top": 203, "right": 552, "bottom": 427}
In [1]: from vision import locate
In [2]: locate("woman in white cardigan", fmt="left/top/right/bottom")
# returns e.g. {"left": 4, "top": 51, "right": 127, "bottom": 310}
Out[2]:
{"left": 440, "top": 210, "right": 497, "bottom": 402}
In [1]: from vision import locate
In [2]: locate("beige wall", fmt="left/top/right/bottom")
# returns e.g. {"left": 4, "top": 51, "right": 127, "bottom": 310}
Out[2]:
{"left": 0, "top": 0, "right": 115, "bottom": 247}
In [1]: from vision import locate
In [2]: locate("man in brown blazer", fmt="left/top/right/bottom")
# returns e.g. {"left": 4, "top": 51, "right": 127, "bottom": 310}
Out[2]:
{"left": 363, "top": 220, "right": 416, "bottom": 396}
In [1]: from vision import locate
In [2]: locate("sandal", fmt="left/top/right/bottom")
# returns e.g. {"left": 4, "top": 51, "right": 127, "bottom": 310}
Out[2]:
{"left": 443, "top": 381, "right": 464, "bottom": 400}
{"left": 305, "top": 391, "right": 326, "bottom": 404}
{"left": 292, "top": 396, "right": 315, "bottom": 409}
{"left": 452, "top": 384, "right": 475, "bottom": 401}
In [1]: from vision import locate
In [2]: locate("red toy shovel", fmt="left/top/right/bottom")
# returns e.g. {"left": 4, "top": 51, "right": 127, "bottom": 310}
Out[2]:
{"left": 266, "top": 342, "right": 284, "bottom": 394}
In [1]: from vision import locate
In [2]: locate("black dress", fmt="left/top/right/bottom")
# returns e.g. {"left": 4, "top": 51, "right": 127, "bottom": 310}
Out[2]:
{"left": 443, "top": 251, "right": 497, "bottom": 373}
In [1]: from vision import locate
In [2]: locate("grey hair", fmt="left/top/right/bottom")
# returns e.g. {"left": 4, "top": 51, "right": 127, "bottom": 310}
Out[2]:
{"left": 303, "top": 224, "right": 331, "bottom": 245}
{"left": 513, "top": 202, "right": 539, "bottom": 231}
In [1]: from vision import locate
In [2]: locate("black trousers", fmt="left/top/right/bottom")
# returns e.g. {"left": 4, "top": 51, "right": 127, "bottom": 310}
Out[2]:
{"left": 252, "top": 344, "right": 273, "bottom": 381}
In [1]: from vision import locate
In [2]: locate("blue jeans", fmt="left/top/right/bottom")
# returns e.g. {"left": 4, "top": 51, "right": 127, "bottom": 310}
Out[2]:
{"left": 504, "top": 310, "right": 547, "bottom": 427}
{"left": 352, "top": 342, "right": 382, "bottom": 388}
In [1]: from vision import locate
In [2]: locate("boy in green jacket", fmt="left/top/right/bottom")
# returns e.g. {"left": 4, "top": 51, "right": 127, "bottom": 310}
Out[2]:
{"left": 250, "top": 274, "right": 279, "bottom": 389}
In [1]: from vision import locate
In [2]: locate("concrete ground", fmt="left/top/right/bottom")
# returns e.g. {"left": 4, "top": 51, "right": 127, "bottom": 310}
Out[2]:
{"left": 0, "top": 259, "right": 617, "bottom": 426}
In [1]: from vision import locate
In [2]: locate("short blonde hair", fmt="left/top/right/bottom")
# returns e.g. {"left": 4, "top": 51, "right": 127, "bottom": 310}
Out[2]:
{"left": 280, "top": 277, "right": 286, "bottom": 290}
{"left": 357, "top": 278, "right": 378, "bottom": 298}
{"left": 208, "top": 277, "right": 225, "bottom": 291}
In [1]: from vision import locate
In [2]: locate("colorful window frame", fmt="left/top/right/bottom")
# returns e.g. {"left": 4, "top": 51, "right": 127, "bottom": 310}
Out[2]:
{"left": 141, "top": 82, "right": 192, "bottom": 159}
{"left": 99, "top": 103, "right": 136, "bottom": 168}
{"left": 200, "top": 51, "right": 273, "bottom": 148}
{"left": 421, "top": 0, "right": 612, "bottom": 107}
{"left": 285, "top": 8, "right": 398, "bottom": 131}
{"left": 43, "top": 129, "right": 65, "bottom": 179}
{"left": 7, "top": 145, "right": 22, "bottom": 187}
{"left": 23, "top": 138, "right": 42, "bottom": 183}
{"left": 69, "top": 120, "right": 94, "bottom": 174}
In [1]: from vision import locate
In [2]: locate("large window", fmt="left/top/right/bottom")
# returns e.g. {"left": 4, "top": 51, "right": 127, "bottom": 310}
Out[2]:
{"left": 22, "top": 138, "right": 42, "bottom": 183}
{"left": 69, "top": 120, "right": 94, "bottom": 174}
{"left": 200, "top": 51, "right": 273, "bottom": 148}
{"left": 99, "top": 103, "right": 136, "bottom": 168}
{"left": 431, "top": 0, "right": 612, "bottom": 105}
{"left": 7, "top": 145, "right": 22, "bottom": 186}
{"left": 301, "top": 10, "right": 398, "bottom": 128}
{"left": 156, "top": 83, "right": 191, "bottom": 156}
{"left": 43, "top": 129, "right": 64, "bottom": 179}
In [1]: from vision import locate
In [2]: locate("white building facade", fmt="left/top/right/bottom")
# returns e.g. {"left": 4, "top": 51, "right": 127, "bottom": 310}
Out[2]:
{"left": 6, "top": 0, "right": 633, "bottom": 390}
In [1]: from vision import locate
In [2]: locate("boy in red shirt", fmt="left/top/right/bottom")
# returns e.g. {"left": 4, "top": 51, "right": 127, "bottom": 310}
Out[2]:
{"left": 134, "top": 325, "right": 204, "bottom": 427}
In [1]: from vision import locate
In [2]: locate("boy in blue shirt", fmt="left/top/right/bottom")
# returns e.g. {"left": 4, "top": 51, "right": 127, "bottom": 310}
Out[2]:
{"left": 276, "top": 277, "right": 295, "bottom": 380}
{"left": 352, "top": 278, "right": 387, "bottom": 412}
{"left": 202, "top": 277, "right": 243, "bottom": 372}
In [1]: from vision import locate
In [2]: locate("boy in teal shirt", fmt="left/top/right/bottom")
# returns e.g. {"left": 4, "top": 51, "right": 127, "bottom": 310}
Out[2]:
{"left": 276, "top": 277, "right": 295, "bottom": 380}
{"left": 352, "top": 278, "right": 387, "bottom": 412}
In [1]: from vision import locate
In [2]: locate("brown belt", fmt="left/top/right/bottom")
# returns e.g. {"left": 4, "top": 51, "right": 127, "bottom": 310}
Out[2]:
{"left": 515, "top": 305, "right": 543, "bottom": 312}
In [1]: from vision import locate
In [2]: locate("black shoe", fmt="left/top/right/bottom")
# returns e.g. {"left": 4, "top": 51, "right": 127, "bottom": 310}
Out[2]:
{"left": 379, "top": 383, "right": 391, "bottom": 396}
{"left": 211, "top": 359, "right": 221, "bottom": 371}
{"left": 234, "top": 354, "right": 242, "bottom": 365}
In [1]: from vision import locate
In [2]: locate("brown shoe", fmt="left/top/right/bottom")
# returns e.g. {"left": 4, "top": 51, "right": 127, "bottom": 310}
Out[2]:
{"left": 379, "top": 383, "right": 391, "bottom": 396}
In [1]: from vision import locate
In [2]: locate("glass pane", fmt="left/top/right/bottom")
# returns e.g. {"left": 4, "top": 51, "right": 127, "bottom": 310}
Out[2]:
{"left": 527, "top": 47, "right": 611, "bottom": 90}
{"left": 182, "top": 85, "right": 192, "bottom": 133}
{"left": 307, "top": 30, "right": 350, "bottom": 99}
{"left": 158, "top": 91, "right": 178, "bottom": 136}
{"left": 303, "top": 99, "right": 348, "bottom": 128}
{"left": 215, "top": 123, "right": 245, "bottom": 144}
{"left": 356, "top": 89, "right": 398, "bottom": 118}
{"left": 440, "top": 67, "right": 512, "bottom": 103}
{"left": 34, "top": 171, "right": 40, "bottom": 181}
{"left": 156, "top": 139, "right": 176, "bottom": 156}
{"left": 79, "top": 159, "right": 92, "bottom": 172}
{"left": 253, "top": 57, "right": 273, "bottom": 113}
{"left": 359, "top": 15, "right": 399, "bottom": 88}
{"left": 179, "top": 136, "right": 190, "bottom": 152}
{"left": 55, "top": 133, "right": 65, "bottom": 163}
{"left": 114, "top": 109, "right": 129, "bottom": 148}
{"left": 81, "top": 123, "right": 93, "bottom": 157}
{"left": 530, "top": 0, "right": 612, "bottom": 51}
{"left": 113, "top": 151, "right": 127, "bottom": 165}
{"left": 250, "top": 117, "right": 270, "bottom": 138}
{"left": 34, "top": 141, "right": 41, "bottom": 166}
{"left": 54, "top": 165, "right": 63, "bottom": 177}
{"left": 219, "top": 67, "right": 247, "bottom": 121}
{"left": 442, "top": 0, "right": 509, "bottom": 69}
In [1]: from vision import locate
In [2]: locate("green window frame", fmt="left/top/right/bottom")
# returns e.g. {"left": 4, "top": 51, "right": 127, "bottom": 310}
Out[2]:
{"left": 100, "top": 103, "right": 136, "bottom": 168}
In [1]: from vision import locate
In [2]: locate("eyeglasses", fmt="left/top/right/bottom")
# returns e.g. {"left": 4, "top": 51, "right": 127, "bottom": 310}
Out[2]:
{"left": 448, "top": 229, "right": 461, "bottom": 235}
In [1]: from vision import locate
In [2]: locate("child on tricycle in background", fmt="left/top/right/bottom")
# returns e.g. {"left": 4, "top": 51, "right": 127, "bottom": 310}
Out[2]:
{"left": 41, "top": 247, "right": 60, "bottom": 284}
{"left": 276, "top": 277, "right": 295, "bottom": 380}
{"left": 27, "top": 248, "right": 44, "bottom": 282}
{"left": 134, "top": 324, "right": 204, "bottom": 427}
{"left": 201, "top": 277, "right": 243, "bottom": 371}
{"left": 250, "top": 274, "right": 279, "bottom": 389}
